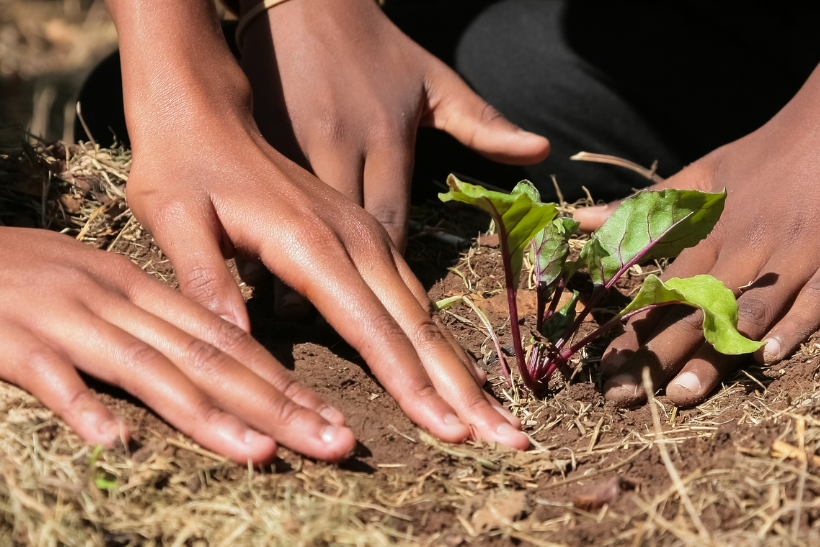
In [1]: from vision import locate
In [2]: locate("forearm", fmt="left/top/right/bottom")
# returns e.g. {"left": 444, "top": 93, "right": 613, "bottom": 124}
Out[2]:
{"left": 104, "top": 0, "right": 254, "bottom": 148}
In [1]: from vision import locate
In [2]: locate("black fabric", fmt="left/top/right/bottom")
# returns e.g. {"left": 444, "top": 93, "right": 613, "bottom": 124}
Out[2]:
{"left": 76, "top": 2, "right": 820, "bottom": 202}
{"left": 388, "top": 0, "right": 820, "bottom": 201}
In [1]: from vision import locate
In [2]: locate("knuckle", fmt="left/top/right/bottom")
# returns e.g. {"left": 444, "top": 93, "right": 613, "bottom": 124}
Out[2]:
{"left": 412, "top": 319, "right": 447, "bottom": 352}
{"left": 479, "top": 103, "right": 504, "bottom": 125}
{"left": 737, "top": 296, "right": 774, "bottom": 331}
{"left": 316, "top": 111, "right": 348, "bottom": 144}
{"left": 801, "top": 282, "right": 820, "bottom": 306}
{"left": 368, "top": 205, "right": 407, "bottom": 234}
{"left": 267, "top": 396, "right": 302, "bottom": 428}
{"left": 294, "top": 221, "right": 341, "bottom": 254}
{"left": 209, "top": 320, "right": 254, "bottom": 356}
{"left": 120, "top": 341, "right": 164, "bottom": 372}
{"left": 179, "top": 264, "right": 227, "bottom": 304}
{"left": 185, "top": 339, "right": 231, "bottom": 378}
{"left": 367, "top": 312, "right": 407, "bottom": 344}
{"left": 192, "top": 400, "right": 225, "bottom": 428}
{"left": 395, "top": 379, "right": 438, "bottom": 408}
{"left": 273, "top": 372, "right": 304, "bottom": 401}
{"left": 461, "top": 390, "right": 492, "bottom": 416}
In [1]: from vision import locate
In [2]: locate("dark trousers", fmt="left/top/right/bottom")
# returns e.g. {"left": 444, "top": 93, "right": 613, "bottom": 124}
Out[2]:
{"left": 77, "top": 1, "right": 820, "bottom": 201}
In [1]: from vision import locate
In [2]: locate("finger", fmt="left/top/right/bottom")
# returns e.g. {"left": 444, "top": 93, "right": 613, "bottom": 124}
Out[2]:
{"left": 0, "top": 324, "right": 127, "bottom": 446}
{"left": 485, "top": 392, "right": 520, "bottom": 428}
{"left": 145, "top": 202, "right": 250, "bottom": 332}
{"left": 40, "top": 309, "right": 278, "bottom": 463}
{"left": 573, "top": 203, "right": 620, "bottom": 233}
{"left": 307, "top": 144, "right": 365, "bottom": 205}
{"left": 262, "top": 239, "right": 476, "bottom": 444}
{"left": 89, "top": 295, "right": 355, "bottom": 460}
{"left": 353, "top": 245, "right": 529, "bottom": 448}
{"left": 603, "top": 249, "right": 756, "bottom": 406}
{"left": 395, "top": 255, "right": 487, "bottom": 384}
{"left": 665, "top": 266, "right": 806, "bottom": 406}
{"left": 123, "top": 273, "right": 346, "bottom": 427}
{"left": 362, "top": 141, "right": 414, "bottom": 251}
{"left": 422, "top": 61, "right": 549, "bottom": 165}
{"left": 573, "top": 159, "right": 715, "bottom": 232}
{"left": 756, "top": 270, "right": 820, "bottom": 365}
{"left": 601, "top": 241, "right": 721, "bottom": 377}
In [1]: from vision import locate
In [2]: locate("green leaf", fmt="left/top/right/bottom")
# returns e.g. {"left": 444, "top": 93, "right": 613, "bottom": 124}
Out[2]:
{"left": 95, "top": 472, "right": 118, "bottom": 490}
{"left": 533, "top": 218, "right": 580, "bottom": 294}
{"left": 439, "top": 175, "right": 557, "bottom": 289}
{"left": 541, "top": 290, "right": 580, "bottom": 343}
{"left": 619, "top": 274, "right": 765, "bottom": 355}
{"left": 580, "top": 188, "right": 726, "bottom": 286}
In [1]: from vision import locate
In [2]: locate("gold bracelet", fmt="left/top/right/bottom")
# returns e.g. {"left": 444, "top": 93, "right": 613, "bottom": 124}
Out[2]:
{"left": 234, "top": 0, "right": 385, "bottom": 49}
{"left": 235, "top": 0, "right": 294, "bottom": 49}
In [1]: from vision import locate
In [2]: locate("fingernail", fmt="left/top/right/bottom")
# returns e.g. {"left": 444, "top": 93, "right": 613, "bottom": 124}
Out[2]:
{"left": 443, "top": 413, "right": 462, "bottom": 426}
{"left": 605, "top": 373, "right": 641, "bottom": 405}
{"left": 672, "top": 372, "right": 701, "bottom": 395}
{"left": 587, "top": 204, "right": 608, "bottom": 211}
{"left": 321, "top": 425, "right": 338, "bottom": 444}
{"left": 100, "top": 419, "right": 123, "bottom": 441}
{"left": 320, "top": 406, "right": 344, "bottom": 425}
{"left": 601, "top": 350, "right": 634, "bottom": 377}
{"left": 763, "top": 338, "right": 780, "bottom": 364}
{"left": 496, "top": 422, "right": 519, "bottom": 435}
{"left": 244, "top": 429, "right": 261, "bottom": 445}
{"left": 602, "top": 350, "right": 631, "bottom": 368}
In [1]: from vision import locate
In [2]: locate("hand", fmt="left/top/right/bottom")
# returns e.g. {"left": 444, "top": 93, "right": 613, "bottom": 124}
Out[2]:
{"left": 574, "top": 66, "right": 820, "bottom": 408}
{"left": 238, "top": 0, "right": 550, "bottom": 251}
{"left": 0, "top": 228, "right": 357, "bottom": 462}
{"left": 111, "top": 0, "right": 530, "bottom": 449}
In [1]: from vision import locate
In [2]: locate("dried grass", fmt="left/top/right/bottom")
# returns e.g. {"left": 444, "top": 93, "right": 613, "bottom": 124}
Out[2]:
{"left": 2, "top": 140, "right": 820, "bottom": 546}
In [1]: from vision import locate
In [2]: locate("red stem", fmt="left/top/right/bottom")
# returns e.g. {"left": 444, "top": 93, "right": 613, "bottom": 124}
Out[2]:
{"left": 488, "top": 200, "right": 537, "bottom": 391}
{"left": 559, "top": 301, "right": 680, "bottom": 361}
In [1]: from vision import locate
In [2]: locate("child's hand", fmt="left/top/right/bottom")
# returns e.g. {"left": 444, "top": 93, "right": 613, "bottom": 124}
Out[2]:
{"left": 238, "top": 0, "right": 550, "bottom": 250}
{"left": 110, "top": 0, "right": 529, "bottom": 451}
{"left": 0, "top": 228, "right": 356, "bottom": 462}
{"left": 574, "top": 65, "right": 820, "bottom": 408}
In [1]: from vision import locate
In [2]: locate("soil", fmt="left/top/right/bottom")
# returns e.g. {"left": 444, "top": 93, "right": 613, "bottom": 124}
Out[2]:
{"left": 37, "top": 199, "right": 820, "bottom": 545}
{"left": 4, "top": 140, "right": 820, "bottom": 545}
{"left": 5, "top": 3, "right": 820, "bottom": 545}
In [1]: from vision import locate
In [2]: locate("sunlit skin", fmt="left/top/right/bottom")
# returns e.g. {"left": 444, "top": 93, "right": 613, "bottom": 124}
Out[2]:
{"left": 5, "top": 0, "right": 820, "bottom": 461}
{"left": 575, "top": 65, "right": 820, "bottom": 408}
{"left": 0, "top": 0, "right": 554, "bottom": 462}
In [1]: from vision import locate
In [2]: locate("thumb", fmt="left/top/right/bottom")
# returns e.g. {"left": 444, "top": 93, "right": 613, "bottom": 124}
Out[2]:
{"left": 139, "top": 201, "right": 251, "bottom": 332}
{"left": 422, "top": 62, "right": 550, "bottom": 165}
{"left": 573, "top": 157, "right": 714, "bottom": 232}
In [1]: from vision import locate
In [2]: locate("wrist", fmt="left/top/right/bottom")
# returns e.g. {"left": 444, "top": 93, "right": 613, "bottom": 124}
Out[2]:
{"left": 106, "top": 0, "right": 257, "bottom": 147}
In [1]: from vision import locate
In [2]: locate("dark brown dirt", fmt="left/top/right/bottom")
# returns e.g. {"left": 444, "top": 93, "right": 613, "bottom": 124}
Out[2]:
{"left": 125, "top": 207, "right": 820, "bottom": 544}
{"left": 5, "top": 148, "right": 820, "bottom": 544}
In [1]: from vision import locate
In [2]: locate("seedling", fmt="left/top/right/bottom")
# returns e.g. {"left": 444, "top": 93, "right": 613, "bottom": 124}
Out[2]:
{"left": 439, "top": 175, "right": 764, "bottom": 393}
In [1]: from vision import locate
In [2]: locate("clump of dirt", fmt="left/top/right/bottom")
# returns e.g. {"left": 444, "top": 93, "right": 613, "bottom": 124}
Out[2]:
{"left": 2, "top": 141, "right": 820, "bottom": 546}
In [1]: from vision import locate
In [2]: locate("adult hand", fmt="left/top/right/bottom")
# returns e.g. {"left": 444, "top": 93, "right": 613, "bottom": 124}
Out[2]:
{"left": 238, "top": 0, "right": 550, "bottom": 251}
{"left": 109, "top": 0, "right": 530, "bottom": 449}
{"left": 574, "top": 66, "right": 820, "bottom": 408}
{"left": 0, "top": 228, "right": 356, "bottom": 462}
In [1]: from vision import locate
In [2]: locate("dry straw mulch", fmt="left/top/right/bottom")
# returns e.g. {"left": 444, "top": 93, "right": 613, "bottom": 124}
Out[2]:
{"left": 2, "top": 140, "right": 820, "bottom": 546}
